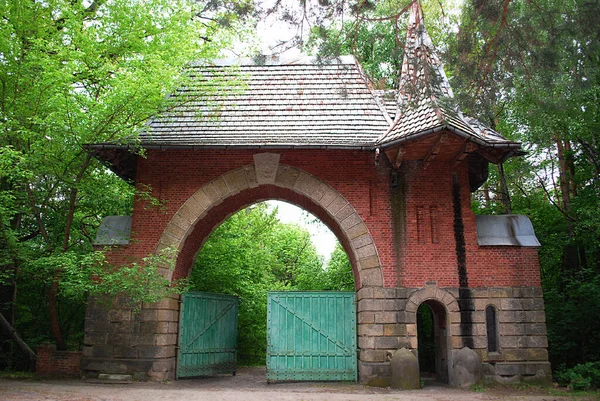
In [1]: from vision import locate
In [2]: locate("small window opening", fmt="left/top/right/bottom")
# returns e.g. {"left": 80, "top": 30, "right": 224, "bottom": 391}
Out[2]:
{"left": 486, "top": 305, "right": 499, "bottom": 352}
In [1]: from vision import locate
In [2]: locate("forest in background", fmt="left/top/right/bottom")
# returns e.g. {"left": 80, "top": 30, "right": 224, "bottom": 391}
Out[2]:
{"left": 0, "top": 0, "right": 599, "bottom": 389}
{"left": 189, "top": 203, "right": 354, "bottom": 365}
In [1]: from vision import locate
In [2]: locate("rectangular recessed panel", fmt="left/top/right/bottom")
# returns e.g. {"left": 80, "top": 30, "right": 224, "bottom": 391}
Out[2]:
{"left": 177, "top": 292, "right": 239, "bottom": 378}
{"left": 266, "top": 291, "right": 357, "bottom": 382}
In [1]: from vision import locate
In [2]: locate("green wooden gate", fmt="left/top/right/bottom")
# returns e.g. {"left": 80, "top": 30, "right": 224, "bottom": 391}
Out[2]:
{"left": 266, "top": 291, "right": 357, "bottom": 382}
{"left": 177, "top": 292, "right": 238, "bottom": 378}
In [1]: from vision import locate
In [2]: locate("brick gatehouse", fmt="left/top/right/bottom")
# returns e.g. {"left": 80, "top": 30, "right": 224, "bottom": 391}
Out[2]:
{"left": 84, "top": 1, "right": 550, "bottom": 385}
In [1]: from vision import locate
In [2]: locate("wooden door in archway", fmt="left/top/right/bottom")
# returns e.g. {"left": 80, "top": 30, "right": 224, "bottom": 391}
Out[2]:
{"left": 177, "top": 292, "right": 239, "bottom": 378}
{"left": 266, "top": 291, "right": 357, "bottom": 382}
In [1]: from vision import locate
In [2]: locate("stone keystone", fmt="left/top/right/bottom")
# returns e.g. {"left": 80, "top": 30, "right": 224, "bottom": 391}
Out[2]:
{"left": 253, "top": 153, "right": 280, "bottom": 185}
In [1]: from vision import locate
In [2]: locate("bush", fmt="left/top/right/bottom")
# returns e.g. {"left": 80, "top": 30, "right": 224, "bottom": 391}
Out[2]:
{"left": 556, "top": 362, "right": 600, "bottom": 391}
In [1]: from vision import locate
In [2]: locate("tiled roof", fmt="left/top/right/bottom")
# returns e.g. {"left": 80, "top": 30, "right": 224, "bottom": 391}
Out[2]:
{"left": 89, "top": 3, "right": 519, "bottom": 154}
{"left": 137, "top": 56, "right": 390, "bottom": 148}
{"left": 373, "top": 90, "right": 399, "bottom": 121}
{"left": 375, "top": 1, "right": 519, "bottom": 149}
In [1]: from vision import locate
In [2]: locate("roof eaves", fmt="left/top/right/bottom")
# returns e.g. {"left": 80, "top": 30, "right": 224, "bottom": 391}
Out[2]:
{"left": 376, "top": 123, "right": 521, "bottom": 150}
{"left": 85, "top": 142, "right": 377, "bottom": 151}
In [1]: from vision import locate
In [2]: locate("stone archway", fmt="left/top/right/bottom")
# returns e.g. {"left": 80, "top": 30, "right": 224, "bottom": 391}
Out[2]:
{"left": 82, "top": 153, "right": 387, "bottom": 382}
{"left": 154, "top": 153, "right": 383, "bottom": 288}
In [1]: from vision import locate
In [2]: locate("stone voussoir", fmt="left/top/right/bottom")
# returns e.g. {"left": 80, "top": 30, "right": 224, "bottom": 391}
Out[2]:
{"left": 334, "top": 204, "right": 354, "bottom": 222}
{"left": 346, "top": 222, "right": 369, "bottom": 240}
{"left": 211, "top": 176, "right": 231, "bottom": 199}
{"left": 326, "top": 196, "right": 348, "bottom": 216}
{"left": 274, "top": 165, "right": 299, "bottom": 188}
{"left": 341, "top": 213, "right": 363, "bottom": 232}
{"left": 244, "top": 165, "right": 259, "bottom": 188}
{"left": 360, "top": 268, "right": 383, "bottom": 287}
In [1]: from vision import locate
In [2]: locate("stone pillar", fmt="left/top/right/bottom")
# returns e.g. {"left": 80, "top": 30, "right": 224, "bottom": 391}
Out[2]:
{"left": 356, "top": 287, "right": 415, "bottom": 386}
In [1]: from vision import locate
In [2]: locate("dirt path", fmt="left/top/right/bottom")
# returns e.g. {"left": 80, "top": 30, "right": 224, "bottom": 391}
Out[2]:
{"left": 0, "top": 367, "right": 593, "bottom": 401}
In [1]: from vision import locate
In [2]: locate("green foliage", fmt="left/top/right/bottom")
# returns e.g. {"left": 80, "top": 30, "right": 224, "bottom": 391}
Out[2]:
{"left": 556, "top": 362, "right": 600, "bottom": 391}
{"left": 0, "top": 0, "right": 252, "bottom": 358}
{"left": 544, "top": 273, "right": 600, "bottom": 368}
{"left": 89, "top": 248, "right": 190, "bottom": 311}
{"left": 305, "top": 0, "right": 459, "bottom": 88}
{"left": 322, "top": 243, "right": 354, "bottom": 291}
{"left": 189, "top": 202, "right": 354, "bottom": 364}
{"left": 269, "top": 224, "right": 325, "bottom": 290}
{"left": 0, "top": 370, "right": 35, "bottom": 380}
{"left": 417, "top": 304, "right": 435, "bottom": 374}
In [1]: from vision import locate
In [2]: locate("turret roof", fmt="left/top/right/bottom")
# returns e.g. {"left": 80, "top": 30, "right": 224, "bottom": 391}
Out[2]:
{"left": 375, "top": 1, "right": 516, "bottom": 149}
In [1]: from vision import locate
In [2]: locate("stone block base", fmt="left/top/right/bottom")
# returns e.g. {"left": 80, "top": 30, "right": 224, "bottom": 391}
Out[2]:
{"left": 81, "top": 356, "right": 176, "bottom": 380}
{"left": 356, "top": 284, "right": 551, "bottom": 386}
{"left": 83, "top": 285, "right": 550, "bottom": 385}
{"left": 483, "top": 361, "right": 552, "bottom": 384}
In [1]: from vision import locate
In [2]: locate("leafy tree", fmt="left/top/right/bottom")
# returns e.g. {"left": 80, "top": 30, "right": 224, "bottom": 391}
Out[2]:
{"left": 0, "top": 0, "right": 249, "bottom": 360}
{"left": 322, "top": 242, "right": 354, "bottom": 291}
{"left": 270, "top": 223, "right": 326, "bottom": 290}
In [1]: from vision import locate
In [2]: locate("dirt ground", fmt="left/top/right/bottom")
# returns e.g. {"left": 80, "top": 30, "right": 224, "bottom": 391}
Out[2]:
{"left": 0, "top": 367, "right": 597, "bottom": 401}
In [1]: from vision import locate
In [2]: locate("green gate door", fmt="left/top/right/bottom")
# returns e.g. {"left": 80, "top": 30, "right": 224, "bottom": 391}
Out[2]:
{"left": 266, "top": 291, "right": 357, "bottom": 382}
{"left": 177, "top": 292, "right": 238, "bottom": 378}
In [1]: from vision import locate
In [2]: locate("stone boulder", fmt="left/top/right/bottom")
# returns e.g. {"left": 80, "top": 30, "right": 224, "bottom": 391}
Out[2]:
{"left": 390, "top": 348, "right": 420, "bottom": 390}
{"left": 452, "top": 347, "right": 482, "bottom": 388}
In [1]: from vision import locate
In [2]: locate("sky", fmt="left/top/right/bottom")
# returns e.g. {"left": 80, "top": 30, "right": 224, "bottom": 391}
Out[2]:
{"left": 266, "top": 200, "right": 338, "bottom": 261}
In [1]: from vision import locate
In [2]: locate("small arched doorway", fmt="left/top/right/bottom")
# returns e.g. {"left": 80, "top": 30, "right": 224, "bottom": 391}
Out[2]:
{"left": 416, "top": 300, "right": 449, "bottom": 383}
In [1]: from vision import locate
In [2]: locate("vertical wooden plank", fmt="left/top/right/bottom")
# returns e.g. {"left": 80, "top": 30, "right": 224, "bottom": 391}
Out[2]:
{"left": 266, "top": 291, "right": 357, "bottom": 381}
{"left": 177, "top": 292, "right": 238, "bottom": 378}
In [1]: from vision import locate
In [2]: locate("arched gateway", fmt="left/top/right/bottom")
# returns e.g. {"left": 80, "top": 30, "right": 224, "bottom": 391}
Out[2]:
{"left": 85, "top": 2, "right": 550, "bottom": 385}
{"left": 156, "top": 159, "right": 383, "bottom": 288}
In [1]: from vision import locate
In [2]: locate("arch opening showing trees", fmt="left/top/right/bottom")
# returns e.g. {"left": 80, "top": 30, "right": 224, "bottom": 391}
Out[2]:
{"left": 187, "top": 201, "right": 354, "bottom": 365}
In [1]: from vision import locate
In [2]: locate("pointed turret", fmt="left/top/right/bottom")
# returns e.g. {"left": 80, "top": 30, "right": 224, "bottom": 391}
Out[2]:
{"left": 376, "top": 1, "right": 520, "bottom": 179}
{"left": 396, "top": 0, "right": 453, "bottom": 108}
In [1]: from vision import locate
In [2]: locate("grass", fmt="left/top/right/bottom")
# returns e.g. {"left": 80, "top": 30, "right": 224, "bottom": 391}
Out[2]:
{"left": 470, "top": 381, "right": 600, "bottom": 399}
{"left": 548, "top": 388, "right": 600, "bottom": 399}
{"left": 0, "top": 370, "right": 35, "bottom": 380}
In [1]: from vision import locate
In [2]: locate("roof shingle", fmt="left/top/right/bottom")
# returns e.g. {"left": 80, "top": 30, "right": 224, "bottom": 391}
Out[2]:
{"left": 141, "top": 56, "right": 390, "bottom": 148}
{"left": 89, "top": 5, "right": 519, "bottom": 155}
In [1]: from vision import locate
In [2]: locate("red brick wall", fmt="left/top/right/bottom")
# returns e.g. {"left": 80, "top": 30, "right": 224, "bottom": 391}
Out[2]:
{"left": 106, "top": 149, "right": 396, "bottom": 286}
{"left": 36, "top": 345, "right": 81, "bottom": 377}
{"left": 105, "top": 148, "right": 540, "bottom": 290}
{"left": 398, "top": 161, "right": 541, "bottom": 288}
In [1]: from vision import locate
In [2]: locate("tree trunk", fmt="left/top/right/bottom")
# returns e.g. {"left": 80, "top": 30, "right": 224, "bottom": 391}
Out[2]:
{"left": 554, "top": 134, "right": 581, "bottom": 273}
{"left": 483, "top": 182, "right": 491, "bottom": 210}
{"left": 555, "top": 135, "right": 573, "bottom": 214}
{"left": 0, "top": 312, "right": 36, "bottom": 370}
{"left": 48, "top": 279, "right": 65, "bottom": 350}
{"left": 0, "top": 267, "right": 17, "bottom": 369}
{"left": 498, "top": 163, "right": 512, "bottom": 214}
{"left": 48, "top": 153, "right": 93, "bottom": 351}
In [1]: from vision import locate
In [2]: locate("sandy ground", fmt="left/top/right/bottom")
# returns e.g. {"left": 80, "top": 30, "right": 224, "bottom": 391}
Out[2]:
{"left": 0, "top": 367, "right": 595, "bottom": 401}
